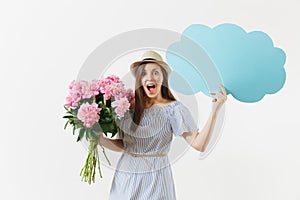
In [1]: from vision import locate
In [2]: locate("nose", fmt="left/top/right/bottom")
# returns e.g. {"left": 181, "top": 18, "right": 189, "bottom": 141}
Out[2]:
{"left": 145, "top": 72, "right": 154, "bottom": 81}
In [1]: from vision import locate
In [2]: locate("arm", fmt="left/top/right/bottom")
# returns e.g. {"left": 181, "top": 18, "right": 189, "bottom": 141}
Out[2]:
{"left": 97, "top": 131, "right": 125, "bottom": 152}
{"left": 182, "top": 84, "right": 227, "bottom": 152}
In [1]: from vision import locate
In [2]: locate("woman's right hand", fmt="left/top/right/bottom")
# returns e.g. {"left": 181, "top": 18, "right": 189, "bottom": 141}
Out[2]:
{"left": 97, "top": 131, "right": 125, "bottom": 152}
{"left": 98, "top": 131, "right": 104, "bottom": 139}
{"left": 90, "top": 131, "right": 104, "bottom": 143}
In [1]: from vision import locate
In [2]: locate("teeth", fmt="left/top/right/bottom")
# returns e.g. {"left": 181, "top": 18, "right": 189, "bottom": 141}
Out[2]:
{"left": 147, "top": 83, "right": 155, "bottom": 86}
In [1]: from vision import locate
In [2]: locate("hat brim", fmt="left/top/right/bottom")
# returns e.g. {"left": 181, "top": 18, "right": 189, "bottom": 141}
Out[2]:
{"left": 130, "top": 60, "right": 172, "bottom": 77}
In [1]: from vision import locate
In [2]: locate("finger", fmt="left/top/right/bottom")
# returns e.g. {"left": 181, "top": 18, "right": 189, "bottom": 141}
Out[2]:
{"left": 212, "top": 94, "right": 225, "bottom": 102}
{"left": 210, "top": 93, "right": 223, "bottom": 102}
{"left": 211, "top": 95, "right": 217, "bottom": 101}
{"left": 210, "top": 90, "right": 227, "bottom": 102}
{"left": 209, "top": 91, "right": 219, "bottom": 95}
{"left": 216, "top": 93, "right": 226, "bottom": 101}
{"left": 210, "top": 92, "right": 217, "bottom": 101}
{"left": 215, "top": 88, "right": 227, "bottom": 98}
{"left": 210, "top": 91, "right": 223, "bottom": 96}
{"left": 217, "top": 84, "right": 226, "bottom": 94}
{"left": 216, "top": 92, "right": 226, "bottom": 99}
{"left": 218, "top": 84, "right": 227, "bottom": 95}
{"left": 210, "top": 88, "right": 225, "bottom": 95}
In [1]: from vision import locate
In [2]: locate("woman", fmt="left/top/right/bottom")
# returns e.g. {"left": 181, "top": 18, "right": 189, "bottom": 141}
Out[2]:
{"left": 98, "top": 50, "right": 227, "bottom": 199}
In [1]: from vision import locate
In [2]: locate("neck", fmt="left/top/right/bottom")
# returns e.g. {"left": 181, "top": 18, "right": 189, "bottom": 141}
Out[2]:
{"left": 146, "top": 94, "right": 165, "bottom": 106}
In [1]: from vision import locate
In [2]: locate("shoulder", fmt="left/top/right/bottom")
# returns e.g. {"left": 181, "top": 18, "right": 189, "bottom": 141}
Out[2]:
{"left": 166, "top": 100, "right": 179, "bottom": 106}
{"left": 169, "top": 101, "right": 194, "bottom": 117}
{"left": 163, "top": 100, "right": 181, "bottom": 110}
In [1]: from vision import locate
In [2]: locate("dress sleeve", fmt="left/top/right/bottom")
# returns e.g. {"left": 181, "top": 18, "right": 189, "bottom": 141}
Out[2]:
{"left": 170, "top": 102, "right": 198, "bottom": 136}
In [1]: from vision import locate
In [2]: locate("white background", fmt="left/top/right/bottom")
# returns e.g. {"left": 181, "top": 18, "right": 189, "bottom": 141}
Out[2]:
{"left": 1, "top": 0, "right": 299, "bottom": 199}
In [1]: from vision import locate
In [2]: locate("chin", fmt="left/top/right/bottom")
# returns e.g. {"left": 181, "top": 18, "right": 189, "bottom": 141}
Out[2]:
{"left": 146, "top": 93, "right": 159, "bottom": 98}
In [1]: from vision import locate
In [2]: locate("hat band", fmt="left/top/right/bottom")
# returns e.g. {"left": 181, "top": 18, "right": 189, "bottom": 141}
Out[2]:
{"left": 142, "top": 58, "right": 156, "bottom": 61}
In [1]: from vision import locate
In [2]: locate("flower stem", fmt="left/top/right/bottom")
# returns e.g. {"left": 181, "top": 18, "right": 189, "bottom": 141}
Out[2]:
{"left": 80, "top": 140, "right": 103, "bottom": 184}
{"left": 99, "top": 144, "right": 111, "bottom": 166}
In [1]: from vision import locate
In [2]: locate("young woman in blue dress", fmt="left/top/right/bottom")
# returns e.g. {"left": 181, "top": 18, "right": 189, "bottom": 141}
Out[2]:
{"left": 97, "top": 50, "right": 227, "bottom": 199}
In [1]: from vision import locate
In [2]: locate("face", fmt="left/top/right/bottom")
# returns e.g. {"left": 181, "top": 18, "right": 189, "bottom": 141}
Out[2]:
{"left": 140, "top": 63, "right": 164, "bottom": 99}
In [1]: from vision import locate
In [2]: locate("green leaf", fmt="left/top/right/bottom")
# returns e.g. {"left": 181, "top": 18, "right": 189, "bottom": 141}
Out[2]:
{"left": 91, "top": 130, "right": 99, "bottom": 141}
{"left": 63, "top": 115, "right": 74, "bottom": 119}
{"left": 63, "top": 106, "right": 69, "bottom": 111}
{"left": 85, "top": 129, "right": 91, "bottom": 140}
{"left": 77, "top": 128, "right": 85, "bottom": 142}
{"left": 99, "top": 121, "right": 117, "bottom": 135}
{"left": 64, "top": 121, "right": 69, "bottom": 130}
{"left": 72, "top": 126, "right": 76, "bottom": 135}
{"left": 71, "top": 110, "right": 77, "bottom": 115}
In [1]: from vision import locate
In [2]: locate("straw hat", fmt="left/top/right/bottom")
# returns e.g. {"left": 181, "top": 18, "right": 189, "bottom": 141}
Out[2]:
{"left": 130, "top": 50, "right": 172, "bottom": 77}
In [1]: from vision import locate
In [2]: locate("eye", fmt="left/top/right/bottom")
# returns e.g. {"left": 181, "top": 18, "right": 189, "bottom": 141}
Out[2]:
{"left": 154, "top": 70, "right": 159, "bottom": 75}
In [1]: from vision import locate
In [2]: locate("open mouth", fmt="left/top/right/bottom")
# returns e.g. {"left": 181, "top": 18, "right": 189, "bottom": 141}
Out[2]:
{"left": 146, "top": 83, "right": 156, "bottom": 93}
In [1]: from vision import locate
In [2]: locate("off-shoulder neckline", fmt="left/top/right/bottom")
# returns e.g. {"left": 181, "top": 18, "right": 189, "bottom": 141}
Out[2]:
{"left": 143, "top": 101, "right": 180, "bottom": 111}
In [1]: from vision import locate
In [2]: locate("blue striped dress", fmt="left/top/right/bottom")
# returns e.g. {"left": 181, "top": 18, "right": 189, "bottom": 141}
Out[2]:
{"left": 109, "top": 101, "right": 198, "bottom": 200}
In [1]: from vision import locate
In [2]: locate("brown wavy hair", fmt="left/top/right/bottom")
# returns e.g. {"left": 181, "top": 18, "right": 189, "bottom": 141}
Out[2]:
{"left": 131, "top": 62, "right": 176, "bottom": 131}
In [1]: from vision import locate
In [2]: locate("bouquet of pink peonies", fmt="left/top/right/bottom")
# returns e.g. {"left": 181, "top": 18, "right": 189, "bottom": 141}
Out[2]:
{"left": 63, "top": 75, "right": 134, "bottom": 184}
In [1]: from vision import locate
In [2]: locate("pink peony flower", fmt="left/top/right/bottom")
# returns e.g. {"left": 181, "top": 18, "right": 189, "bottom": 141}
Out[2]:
{"left": 98, "top": 75, "right": 120, "bottom": 89}
{"left": 89, "top": 80, "right": 100, "bottom": 97}
{"left": 111, "top": 82, "right": 126, "bottom": 100}
{"left": 78, "top": 80, "right": 91, "bottom": 99}
{"left": 125, "top": 88, "right": 135, "bottom": 101}
{"left": 111, "top": 97, "right": 130, "bottom": 118}
{"left": 105, "top": 75, "right": 120, "bottom": 83}
{"left": 98, "top": 75, "right": 127, "bottom": 100}
{"left": 64, "top": 93, "right": 81, "bottom": 108}
{"left": 65, "top": 80, "right": 102, "bottom": 108}
{"left": 65, "top": 81, "right": 83, "bottom": 108}
{"left": 77, "top": 102, "right": 101, "bottom": 128}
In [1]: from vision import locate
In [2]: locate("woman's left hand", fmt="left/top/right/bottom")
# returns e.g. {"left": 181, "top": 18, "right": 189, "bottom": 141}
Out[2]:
{"left": 210, "top": 84, "right": 227, "bottom": 112}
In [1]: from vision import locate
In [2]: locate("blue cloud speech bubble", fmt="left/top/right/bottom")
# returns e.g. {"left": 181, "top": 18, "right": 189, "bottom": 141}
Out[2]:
{"left": 166, "top": 23, "right": 286, "bottom": 103}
